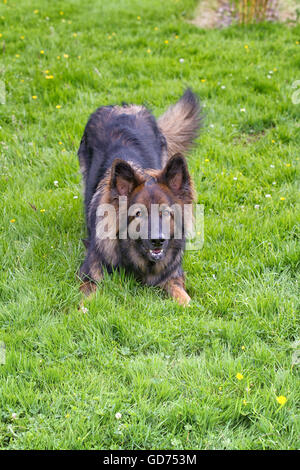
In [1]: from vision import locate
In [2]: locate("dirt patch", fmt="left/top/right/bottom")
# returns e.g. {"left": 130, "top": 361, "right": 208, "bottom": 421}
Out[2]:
{"left": 189, "top": 0, "right": 299, "bottom": 29}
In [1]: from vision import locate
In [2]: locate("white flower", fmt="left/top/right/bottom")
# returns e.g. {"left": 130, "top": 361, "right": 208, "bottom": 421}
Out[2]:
{"left": 209, "top": 124, "right": 214, "bottom": 128}
{"left": 81, "top": 306, "right": 88, "bottom": 314}
{"left": 254, "top": 204, "right": 260, "bottom": 209}
{"left": 73, "top": 195, "right": 78, "bottom": 199}
{"left": 270, "top": 164, "right": 275, "bottom": 168}
{"left": 240, "top": 108, "right": 246, "bottom": 112}
{"left": 233, "top": 177, "right": 237, "bottom": 180}
{"left": 11, "top": 413, "right": 17, "bottom": 420}
{"left": 54, "top": 180, "right": 58, "bottom": 186}
{"left": 115, "top": 412, "right": 122, "bottom": 419}
{"left": 272, "top": 181, "right": 276, "bottom": 185}
{"left": 265, "top": 194, "right": 271, "bottom": 198}
{"left": 221, "top": 85, "right": 226, "bottom": 89}
{"left": 179, "top": 58, "right": 184, "bottom": 63}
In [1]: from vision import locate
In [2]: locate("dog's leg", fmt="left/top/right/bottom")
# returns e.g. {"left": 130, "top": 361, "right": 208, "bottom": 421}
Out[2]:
{"left": 162, "top": 277, "right": 191, "bottom": 306}
{"left": 78, "top": 248, "right": 103, "bottom": 297}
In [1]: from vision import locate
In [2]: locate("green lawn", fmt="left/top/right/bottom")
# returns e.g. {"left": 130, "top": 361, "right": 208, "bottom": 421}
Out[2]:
{"left": 0, "top": 0, "right": 299, "bottom": 450}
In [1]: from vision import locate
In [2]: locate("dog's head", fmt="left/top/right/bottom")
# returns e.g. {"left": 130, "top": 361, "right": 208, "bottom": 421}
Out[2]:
{"left": 109, "top": 154, "right": 194, "bottom": 265}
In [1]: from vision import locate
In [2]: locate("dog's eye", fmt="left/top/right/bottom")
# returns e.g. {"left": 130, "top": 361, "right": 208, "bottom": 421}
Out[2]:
{"left": 161, "top": 209, "right": 170, "bottom": 216}
{"left": 135, "top": 210, "right": 141, "bottom": 218}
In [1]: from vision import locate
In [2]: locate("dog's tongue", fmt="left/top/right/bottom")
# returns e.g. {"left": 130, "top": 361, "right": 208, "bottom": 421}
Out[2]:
{"left": 153, "top": 248, "right": 162, "bottom": 254}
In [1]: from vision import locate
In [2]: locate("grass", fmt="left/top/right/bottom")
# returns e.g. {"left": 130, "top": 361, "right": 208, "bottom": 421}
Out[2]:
{"left": 0, "top": 0, "right": 299, "bottom": 450}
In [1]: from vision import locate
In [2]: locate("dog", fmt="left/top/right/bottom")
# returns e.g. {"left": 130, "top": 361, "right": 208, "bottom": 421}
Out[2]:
{"left": 77, "top": 89, "right": 203, "bottom": 305}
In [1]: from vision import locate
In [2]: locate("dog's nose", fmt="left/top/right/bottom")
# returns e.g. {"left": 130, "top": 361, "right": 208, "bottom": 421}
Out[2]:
{"left": 151, "top": 238, "right": 165, "bottom": 248}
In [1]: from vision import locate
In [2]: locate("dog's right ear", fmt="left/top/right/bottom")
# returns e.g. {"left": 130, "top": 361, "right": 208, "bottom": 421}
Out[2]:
{"left": 110, "top": 159, "right": 141, "bottom": 197}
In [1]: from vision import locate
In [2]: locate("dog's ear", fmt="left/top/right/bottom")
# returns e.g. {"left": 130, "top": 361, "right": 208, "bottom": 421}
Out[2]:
{"left": 159, "top": 153, "right": 191, "bottom": 196}
{"left": 110, "top": 159, "right": 140, "bottom": 197}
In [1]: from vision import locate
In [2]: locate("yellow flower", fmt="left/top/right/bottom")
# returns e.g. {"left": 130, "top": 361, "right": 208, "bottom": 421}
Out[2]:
{"left": 154, "top": 27, "right": 158, "bottom": 31}
{"left": 271, "top": 139, "right": 275, "bottom": 143}
{"left": 10, "top": 219, "right": 16, "bottom": 223}
{"left": 241, "top": 345, "right": 245, "bottom": 350}
{"left": 34, "top": 9, "right": 39, "bottom": 14}
{"left": 40, "top": 50, "right": 44, "bottom": 54}
{"left": 201, "top": 79, "right": 206, "bottom": 82}
{"left": 137, "top": 16, "right": 141, "bottom": 20}
{"left": 20, "top": 35, "right": 24, "bottom": 40}
{"left": 32, "top": 95, "right": 37, "bottom": 99}
{"left": 0, "top": 34, "right": 2, "bottom": 38}
{"left": 57, "top": 55, "right": 61, "bottom": 59}
{"left": 45, "top": 75, "right": 54, "bottom": 79}
{"left": 205, "top": 158, "right": 209, "bottom": 162}
{"left": 236, "top": 373, "right": 244, "bottom": 380}
{"left": 164, "top": 40, "right": 169, "bottom": 44}
{"left": 60, "top": 11, "right": 64, "bottom": 15}
{"left": 244, "top": 44, "right": 249, "bottom": 49}
{"left": 73, "top": 33, "right": 77, "bottom": 37}
{"left": 20, "top": 79, "right": 24, "bottom": 83}
{"left": 63, "top": 53, "right": 69, "bottom": 58}
{"left": 243, "top": 400, "right": 247, "bottom": 405}
{"left": 147, "top": 49, "right": 151, "bottom": 53}
{"left": 296, "top": 41, "right": 299, "bottom": 45}
{"left": 15, "top": 54, "right": 20, "bottom": 58}
{"left": 280, "top": 197, "right": 286, "bottom": 201}
{"left": 59, "top": 141, "right": 63, "bottom": 145}
{"left": 40, "top": 209, "right": 45, "bottom": 213}
{"left": 276, "top": 395, "right": 287, "bottom": 406}
{"left": 56, "top": 105, "right": 61, "bottom": 109}
{"left": 78, "top": 55, "right": 81, "bottom": 59}
{"left": 286, "top": 163, "right": 291, "bottom": 167}
{"left": 175, "top": 35, "right": 179, "bottom": 39}
{"left": 219, "top": 386, "right": 222, "bottom": 391}
{"left": 65, "top": 413, "right": 70, "bottom": 418}
{"left": 273, "top": 68, "right": 277, "bottom": 72}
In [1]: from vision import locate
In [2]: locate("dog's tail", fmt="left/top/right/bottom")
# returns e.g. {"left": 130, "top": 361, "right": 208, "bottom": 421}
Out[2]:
{"left": 158, "top": 88, "right": 203, "bottom": 161}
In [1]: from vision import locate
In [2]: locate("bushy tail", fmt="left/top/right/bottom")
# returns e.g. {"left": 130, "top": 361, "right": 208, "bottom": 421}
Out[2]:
{"left": 158, "top": 88, "right": 203, "bottom": 161}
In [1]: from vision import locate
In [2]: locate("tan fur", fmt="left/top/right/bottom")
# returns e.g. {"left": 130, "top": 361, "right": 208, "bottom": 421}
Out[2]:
{"left": 158, "top": 91, "right": 201, "bottom": 162}
{"left": 162, "top": 277, "right": 191, "bottom": 306}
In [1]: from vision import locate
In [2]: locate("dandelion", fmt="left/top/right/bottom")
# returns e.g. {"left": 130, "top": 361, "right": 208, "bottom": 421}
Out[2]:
{"left": 147, "top": 49, "right": 151, "bottom": 53}
{"left": 205, "top": 158, "right": 210, "bottom": 162}
{"left": 45, "top": 75, "right": 54, "bottom": 79}
{"left": 280, "top": 197, "right": 286, "bottom": 201}
{"left": 56, "top": 105, "right": 61, "bottom": 109}
{"left": 154, "top": 27, "right": 158, "bottom": 31}
{"left": 201, "top": 78, "right": 206, "bottom": 82}
{"left": 63, "top": 54, "right": 69, "bottom": 58}
{"left": 164, "top": 40, "right": 168, "bottom": 44}
{"left": 40, "top": 50, "right": 44, "bottom": 54}
{"left": 73, "top": 33, "right": 77, "bottom": 37}
{"left": 137, "top": 16, "right": 141, "bottom": 20}
{"left": 60, "top": 11, "right": 64, "bottom": 15}
{"left": 219, "top": 386, "right": 222, "bottom": 391}
{"left": 32, "top": 95, "right": 37, "bottom": 99}
{"left": 175, "top": 35, "right": 179, "bottom": 39}
{"left": 271, "top": 139, "right": 275, "bottom": 143}
{"left": 296, "top": 41, "right": 299, "bottom": 45}
{"left": 276, "top": 395, "right": 287, "bottom": 406}
{"left": 241, "top": 346, "right": 245, "bottom": 350}
{"left": 244, "top": 44, "right": 249, "bottom": 49}
{"left": 115, "top": 412, "right": 122, "bottom": 419}
{"left": 15, "top": 54, "right": 20, "bottom": 58}
{"left": 0, "top": 34, "right": 2, "bottom": 38}
{"left": 10, "top": 219, "right": 16, "bottom": 223}
{"left": 58, "top": 141, "right": 63, "bottom": 145}
{"left": 236, "top": 373, "right": 244, "bottom": 380}
{"left": 243, "top": 400, "right": 247, "bottom": 405}
{"left": 65, "top": 413, "right": 70, "bottom": 418}
{"left": 78, "top": 55, "right": 81, "bottom": 59}
{"left": 40, "top": 209, "right": 45, "bottom": 213}
{"left": 34, "top": 9, "right": 39, "bottom": 14}
{"left": 20, "top": 35, "right": 24, "bottom": 40}
{"left": 285, "top": 163, "right": 291, "bottom": 167}
{"left": 57, "top": 55, "right": 61, "bottom": 59}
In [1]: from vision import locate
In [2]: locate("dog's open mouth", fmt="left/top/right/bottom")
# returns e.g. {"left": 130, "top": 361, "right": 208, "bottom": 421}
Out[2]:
{"left": 149, "top": 248, "right": 164, "bottom": 260}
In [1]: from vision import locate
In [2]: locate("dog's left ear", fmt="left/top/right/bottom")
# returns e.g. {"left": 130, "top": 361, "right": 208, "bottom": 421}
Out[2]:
{"left": 159, "top": 153, "right": 192, "bottom": 197}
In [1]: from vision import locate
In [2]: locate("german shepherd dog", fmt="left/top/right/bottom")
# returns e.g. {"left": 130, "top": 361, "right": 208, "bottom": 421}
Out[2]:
{"left": 78, "top": 89, "right": 202, "bottom": 305}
